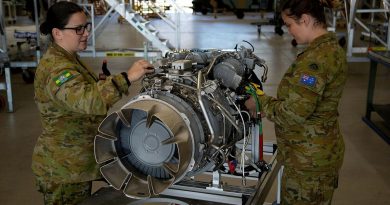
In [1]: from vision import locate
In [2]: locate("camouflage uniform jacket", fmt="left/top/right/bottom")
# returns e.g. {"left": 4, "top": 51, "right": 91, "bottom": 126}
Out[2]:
{"left": 32, "top": 43, "right": 130, "bottom": 183}
{"left": 259, "top": 33, "right": 347, "bottom": 171}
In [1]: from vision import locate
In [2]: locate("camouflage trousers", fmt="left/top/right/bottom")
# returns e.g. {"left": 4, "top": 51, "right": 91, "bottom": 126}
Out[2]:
{"left": 36, "top": 180, "right": 92, "bottom": 205}
{"left": 281, "top": 167, "right": 339, "bottom": 205}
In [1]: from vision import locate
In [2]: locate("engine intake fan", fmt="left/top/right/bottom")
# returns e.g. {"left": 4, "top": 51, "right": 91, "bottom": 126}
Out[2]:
{"left": 94, "top": 93, "right": 204, "bottom": 198}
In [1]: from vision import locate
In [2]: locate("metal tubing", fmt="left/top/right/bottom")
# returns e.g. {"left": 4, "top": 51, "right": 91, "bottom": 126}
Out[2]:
{"left": 387, "top": 15, "right": 390, "bottom": 50}
{"left": 251, "top": 124, "right": 260, "bottom": 163}
{"left": 355, "top": 18, "right": 387, "bottom": 46}
{"left": 277, "top": 166, "right": 284, "bottom": 204}
{"left": 5, "top": 65, "right": 13, "bottom": 112}
{"left": 0, "top": 0, "right": 13, "bottom": 112}
{"left": 356, "top": 9, "right": 388, "bottom": 13}
{"left": 92, "top": 3, "right": 118, "bottom": 33}
{"left": 365, "top": 59, "right": 378, "bottom": 119}
{"left": 245, "top": 151, "right": 281, "bottom": 205}
{"left": 33, "top": 0, "right": 41, "bottom": 63}
{"left": 197, "top": 71, "right": 215, "bottom": 142}
{"left": 143, "top": 41, "right": 148, "bottom": 61}
{"left": 91, "top": 4, "right": 96, "bottom": 57}
{"left": 346, "top": 0, "right": 390, "bottom": 60}
{"left": 175, "top": 5, "right": 180, "bottom": 50}
{"left": 203, "top": 94, "right": 241, "bottom": 134}
{"left": 1, "top": 0, "right": 8, "bottom": 52}
{"left": 210, "top": 170, "right": 222, "bottom": 189}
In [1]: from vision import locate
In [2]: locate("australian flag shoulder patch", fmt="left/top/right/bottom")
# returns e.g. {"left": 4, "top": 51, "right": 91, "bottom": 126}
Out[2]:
{"left": 300, "top": 74, "right": 317, "bottom": 87}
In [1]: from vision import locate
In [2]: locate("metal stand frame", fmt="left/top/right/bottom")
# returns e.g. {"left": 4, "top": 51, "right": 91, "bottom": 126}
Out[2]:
{"left": 0, "top": 57, "right": 13, "bottom": 112}
{"left": 82, "top": 150, "right": 281, "bottom": 205}
{"left": 0, "top": 0, "right": 42, "bottom": 112}
{"left": 160, "top": 153, "right": 280, "bottom": 205}
{"left": 1, "top": 0, "right": 13, "bottom": 112}
{"left": 3, "top": 0, "right": 17, "bottom": 24}
{"left": 346, "top": 0, "right": 390, "bottom": 62}
{"left": 131, "top": 122, "right": 282, "bottom": 205}
{"left": 76, "top": 1, "right": 160, "bottom": 59}
{"left": 362, "top": 50, "right": 390, "bottom": 144}
{"left": 82, "top": 119, "right": 282, "bottom": 205}
{"left": 76, "top": 0, "right": 184, "bottom": 59}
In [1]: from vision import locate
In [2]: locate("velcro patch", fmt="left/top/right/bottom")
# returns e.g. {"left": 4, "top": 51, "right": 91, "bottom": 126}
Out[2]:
{"left": 309, "top": 63, "right": 318, "bottom": 70}
{"left": 54, "top": 71, "right": 74, "bottom": 87}
{"left": 300, "top": 74, "right": 317, "bottom": 87}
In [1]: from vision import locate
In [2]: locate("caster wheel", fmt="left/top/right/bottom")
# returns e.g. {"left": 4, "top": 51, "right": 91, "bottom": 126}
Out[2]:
{"left": 0, "top": 94, "right": 6, "bottom": 112}
{"left": 201, "top": 8, "right": 208, "bottom": 15}
{"left": 338, "top": 36, "right": 346, "bottom": 47}
{"left": 22, "top": 69, "right": 35, "bottom": 84}
{"left": 235, "top": 10, "right": 244, "bottom": 19}
{"left": 257, "top": 25, "right": 262, "bottom": 35}
{"left": 275, "top": 26, "right": 284, "bottom": 36}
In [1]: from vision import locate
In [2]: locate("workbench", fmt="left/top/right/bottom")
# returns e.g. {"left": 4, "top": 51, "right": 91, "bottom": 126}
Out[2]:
{"left": 362, "top": 50, "right": 390, "bottom": 144}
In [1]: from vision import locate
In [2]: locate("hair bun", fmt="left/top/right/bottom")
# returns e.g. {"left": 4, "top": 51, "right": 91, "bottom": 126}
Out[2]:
{"left": 320, "top": 0, "right": 344, "bottom": 9}
{"left": 39, "top": 21, "right": 51, "bottom": 35}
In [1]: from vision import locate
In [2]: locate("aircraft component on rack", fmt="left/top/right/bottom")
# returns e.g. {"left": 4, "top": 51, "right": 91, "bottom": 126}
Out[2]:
{"left": 94, "top": 46, "right": 269, "bottom": 199}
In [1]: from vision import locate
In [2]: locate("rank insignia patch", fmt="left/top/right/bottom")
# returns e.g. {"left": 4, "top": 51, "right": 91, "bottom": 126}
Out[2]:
{"left": 300, "top": 74, "right": 316, "bottom": 87}
{"left": 54, "top": 71, "right": 74, "bottom": 86}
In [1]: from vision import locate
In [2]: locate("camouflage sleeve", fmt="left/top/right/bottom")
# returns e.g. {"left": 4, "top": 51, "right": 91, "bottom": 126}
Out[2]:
{"left": 259, "top": 61, "right": 326, "bottom": 126}
{"left": 104, "top": 72, "right": 130, "bottom": 95}
{"left": 46, "top": 68, "right": 129, "bottom": 115}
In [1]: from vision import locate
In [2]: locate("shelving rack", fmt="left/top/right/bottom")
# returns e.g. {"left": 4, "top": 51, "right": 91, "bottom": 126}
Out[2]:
{"left": 346, "top": 0, "right": 390, "bottom": 61}
{"left": 0, "top": 0, "right": 41, "bottom": 112}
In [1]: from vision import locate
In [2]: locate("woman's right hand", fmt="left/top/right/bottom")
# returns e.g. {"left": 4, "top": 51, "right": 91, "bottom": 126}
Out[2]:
{"left": 127, "top": 59, "right": 154, "bottom": 82}
{"left": 245, "top": 96, "right": 266, "bottom": 119}
{"left": 245, "top": 96, "right": 258, "bottom": 118}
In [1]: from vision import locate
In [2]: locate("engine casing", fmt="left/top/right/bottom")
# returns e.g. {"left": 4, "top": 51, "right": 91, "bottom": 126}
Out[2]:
{"left": 94, "top": 47, "right": 267, "bottom": 198}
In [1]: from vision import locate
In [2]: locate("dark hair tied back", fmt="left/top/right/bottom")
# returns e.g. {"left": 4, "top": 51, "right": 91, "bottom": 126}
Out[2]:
{"left": 40, "top": 21, "right": 51, "bottom": 35}
{"left": 281, "top": 0, "right": 329, "bottom": 28}
{"left": 40, "top": 1, "right": 84, "bottom": 36}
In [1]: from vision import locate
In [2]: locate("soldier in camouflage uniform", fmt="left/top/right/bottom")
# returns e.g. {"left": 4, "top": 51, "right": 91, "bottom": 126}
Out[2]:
{"left": 246, "top": 0, "right": 347, "bottom": 204}
{"left": 31, "top": 2, "right": 154, "bottom": 204}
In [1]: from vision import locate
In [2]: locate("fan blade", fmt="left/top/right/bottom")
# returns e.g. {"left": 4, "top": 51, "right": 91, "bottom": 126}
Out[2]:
{"left": 123, "top": 175, "right": 151, "bottom": 198}
{"left": 117, "top": 108, "right": 133, "bottom": 127}
{"left": 161, "top": 124, "right": 189, "bottom": 145}
{"left": 94, "top": 135, "right": 116, "bottom": 164}
{"left": 100, "top": 159, "right": 130, "bottom": 190}
{"left": 150, "top": 176, "right": 175, "bottom": 195}
{"left": 97, "top": 112, "right": 118, "bottom": 140}
{"left": 125, "top": 100, "right": 184, "bottom": 130}
{"left": 163, "top": 162, "right": 179, "bottom": 175}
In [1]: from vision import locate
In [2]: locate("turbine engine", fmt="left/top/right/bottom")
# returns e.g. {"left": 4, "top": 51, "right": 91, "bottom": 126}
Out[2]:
{"left": 94, "top": 46, "right": 268, "bottom": 199}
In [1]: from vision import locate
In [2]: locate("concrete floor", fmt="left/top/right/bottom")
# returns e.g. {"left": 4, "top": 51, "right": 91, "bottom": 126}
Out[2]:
{"left": 1, "top": 11, "right": 390, "bottom": 205}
